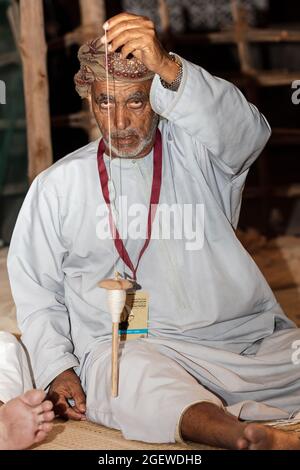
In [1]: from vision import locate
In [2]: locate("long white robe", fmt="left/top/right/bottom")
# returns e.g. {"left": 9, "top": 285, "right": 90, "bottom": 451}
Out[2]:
{"left": 7, "top": 56, "right": 300, "bottom": 442}
{"left": 0, "top": 332, "right": 33, "bottom": 403}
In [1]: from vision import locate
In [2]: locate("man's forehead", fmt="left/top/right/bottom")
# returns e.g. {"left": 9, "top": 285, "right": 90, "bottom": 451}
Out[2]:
{"left": 92, "top": 79, "right": 152, "bottom": 98}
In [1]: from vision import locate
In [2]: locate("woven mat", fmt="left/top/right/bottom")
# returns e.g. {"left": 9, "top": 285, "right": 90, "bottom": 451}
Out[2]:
{"left": 30, "top": 419, "right": 300, "bottom": 451}
{"left": 30, "top": 419, "right": 213, "bottom": 450}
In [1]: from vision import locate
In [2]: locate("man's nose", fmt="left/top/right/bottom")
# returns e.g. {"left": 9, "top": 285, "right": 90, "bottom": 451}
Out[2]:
{"left": 114, "top": 105, "right": 130, "bottom": 130}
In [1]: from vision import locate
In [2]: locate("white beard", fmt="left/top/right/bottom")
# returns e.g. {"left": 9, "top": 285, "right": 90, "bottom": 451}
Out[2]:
{"left": 103, "top": 114, "right": 159, "bottom": 159}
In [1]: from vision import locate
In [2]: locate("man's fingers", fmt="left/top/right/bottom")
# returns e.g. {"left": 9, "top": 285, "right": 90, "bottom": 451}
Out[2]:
{"left": 72, "top": 388, "right": 86, "bottom": 414}
{"left": 102, "top": 19, "right": 154, "bottom": 44}
{"left": 49, "top": 396, "right": 69, "bottom": 416}
{"left": 121, "top": 38, "right": 147, "bottom": 60}
{"left": 54, "top": 395, "right": 82, "bottom": 421}
{"left": 63, "top": 406, "right": 84, "bottom": 421}
{"left": 104, "top": 12, "right": 146, "bottom": 30}
{"left": 51, "top": 394, "right": 68, "bottom": 415}
{"left": 100, "top": 13, "right": 166, "bottom": 74}
{"left": 47, "top": 370, "right": 86, "bottom": 420}
{"left": 108, "top": 29, "right": 153, "bottom": 55}
{"left": 49, "top": 394, "right": 82, "bottom": 420}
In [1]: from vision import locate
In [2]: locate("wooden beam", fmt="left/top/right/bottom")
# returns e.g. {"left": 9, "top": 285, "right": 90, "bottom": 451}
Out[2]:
{"left": 247, "top": 27, "right": 300, "bottom": 43}
{"left": 271, "top": 128, "right": 300, "bottom": 145}
{"left": 0, "top": 51, "right": 19, "bottom": 66}
{"left": 210, "top": 70, "right": 300, "bottom": 88}
{"left": 2, "top": 182, "right": 28, "bottom": 196}
{"left": 0, "top": 118, "right": 26, "bottom": 130}
{"left": 252, "top": 71, "right": 300, "bottom": 87}
{"left": 171, "top": 27, "right": 300, "bottom": 47}
{"left": 52, "top": 111, "right": 92, "bottom": 132}
{"left": 273, "top": 184, "right": 300, "bottom": 198}
{"left": 244, "top": 184, "right": 300, "bottom": 199}
{"left": 19, "top": 0, "right": 52, "bottom": 183}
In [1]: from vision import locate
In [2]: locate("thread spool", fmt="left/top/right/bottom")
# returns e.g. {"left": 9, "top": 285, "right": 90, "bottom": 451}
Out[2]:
{"left": 98, "top": 277, "right": 133, "bottom": 397}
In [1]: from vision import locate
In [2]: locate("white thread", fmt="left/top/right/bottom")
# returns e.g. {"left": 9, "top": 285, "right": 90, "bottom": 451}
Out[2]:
{"left": 104, "top": 28, "right": 118, "bottom": 275}
{"left": 107, "top": 289, "right": 126, "bottom": 323}
{"left": 104, "top": 28, "right": 113, "bottom": 179}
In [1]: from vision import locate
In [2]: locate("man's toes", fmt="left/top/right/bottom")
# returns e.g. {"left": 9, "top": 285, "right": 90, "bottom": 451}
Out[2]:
{"left": 41, "top": 411, "right": 55, "bottom": 423}
{"left": 244, "top": 424, "right": 266, "bottom": 444}
{"left": 236, "top": 437, "right": 249, "bottom": 450}
{"left": 21, "top": 389, "right": 46, "bottom": 407}
{"left": 40, "top": 400, "right": 53, "bottom": 412}
{"left": 33, "top": 404, "right": 44, "bottom": 416}
{"left": 38, "top": 422, "right": 53, "bottom": 433}
{"left": 34, "top": 430, "right": 48, "bottom": 444}
{"left": 34, "top": 401, "right": 53, "bottom": 418}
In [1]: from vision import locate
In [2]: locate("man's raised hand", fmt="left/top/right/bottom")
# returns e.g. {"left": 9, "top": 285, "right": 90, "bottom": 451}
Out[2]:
{"left": 100, "top": 12, "right": 178, "bottom": 83}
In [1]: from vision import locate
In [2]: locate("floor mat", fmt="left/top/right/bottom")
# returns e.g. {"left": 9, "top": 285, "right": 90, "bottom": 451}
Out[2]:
{"left": 30, "top": 419, "right": 215, "bottom": 450}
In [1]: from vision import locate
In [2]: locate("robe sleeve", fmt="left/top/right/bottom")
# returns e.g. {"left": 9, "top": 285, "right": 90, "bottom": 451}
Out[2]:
{"left": 7, "top": 176, "right": 79, "bottom": 390}
{"left": 150, "top": 55, "right": 271, "bottom": 179}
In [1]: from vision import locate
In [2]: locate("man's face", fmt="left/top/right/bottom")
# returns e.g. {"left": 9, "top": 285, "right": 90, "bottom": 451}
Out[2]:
{"left": 91, "top": 79, "right": 158, "bottom": 158}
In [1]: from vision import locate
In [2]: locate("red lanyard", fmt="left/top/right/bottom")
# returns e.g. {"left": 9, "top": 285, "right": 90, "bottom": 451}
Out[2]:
{"left": 97, "top": 128, "right": 162, "bottom": 281}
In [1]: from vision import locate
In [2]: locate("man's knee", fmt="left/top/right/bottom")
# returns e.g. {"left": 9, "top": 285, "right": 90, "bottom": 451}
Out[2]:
{"left": 0, "top": 331, "right": 19, "bottom": 346}
{"left": 0, "top": 332, "right": 24, "bottom": 364}
{"left": 119, "top": 340, "right": 165, "bottom": 378}
{"left": 86, "top": 340, "right": 223, "bottom": 443}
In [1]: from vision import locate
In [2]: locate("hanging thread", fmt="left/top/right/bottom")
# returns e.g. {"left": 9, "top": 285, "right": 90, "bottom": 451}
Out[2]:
{"left": 104, "top": 26, "right": 119, "bottom": 277}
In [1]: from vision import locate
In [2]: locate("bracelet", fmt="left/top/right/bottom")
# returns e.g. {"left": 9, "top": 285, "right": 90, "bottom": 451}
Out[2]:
{"left": 160, "top": 54, "right": 183, "bottom": 92}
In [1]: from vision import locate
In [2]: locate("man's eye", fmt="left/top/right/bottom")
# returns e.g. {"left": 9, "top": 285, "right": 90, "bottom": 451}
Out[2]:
{"left": 128, "top": 100, "right": 143, "bottom": 109}
{"left": 100, "top": 101, "right": 113, "bottom": 109}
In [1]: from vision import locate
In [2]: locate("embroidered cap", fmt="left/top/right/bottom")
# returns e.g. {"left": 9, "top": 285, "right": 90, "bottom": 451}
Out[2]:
{"left": 74, "top": 37, "right": 155, "bottom": 98}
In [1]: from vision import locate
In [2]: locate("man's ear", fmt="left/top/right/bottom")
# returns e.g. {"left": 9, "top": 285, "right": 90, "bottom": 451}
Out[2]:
{"left": 85, "top": 92, "right": 102, "bottom": 140}
{"left": 86, "top": 94, "right": 93, "bottom": 113}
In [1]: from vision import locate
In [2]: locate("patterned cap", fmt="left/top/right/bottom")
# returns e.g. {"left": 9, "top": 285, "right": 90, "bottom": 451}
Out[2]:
{"left": 74, "top": 37, "right": 155, "bottom": 98}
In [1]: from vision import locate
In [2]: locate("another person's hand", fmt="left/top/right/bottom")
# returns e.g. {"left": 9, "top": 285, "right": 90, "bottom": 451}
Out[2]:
{"left": 48, "top": 369, "right": 86, "bottom": 421}
{"left": 101, "top": 12, "right": 179, "bottom": 83}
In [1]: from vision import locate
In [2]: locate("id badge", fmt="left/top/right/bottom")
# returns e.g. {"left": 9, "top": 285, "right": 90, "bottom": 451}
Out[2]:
{"left": 119, "top": 291, "right": 149, "bottom": 341}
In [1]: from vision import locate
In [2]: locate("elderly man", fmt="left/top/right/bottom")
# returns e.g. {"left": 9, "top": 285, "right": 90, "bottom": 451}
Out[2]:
{"left": 7, "top": 13, "right": 300, "bottom": 449}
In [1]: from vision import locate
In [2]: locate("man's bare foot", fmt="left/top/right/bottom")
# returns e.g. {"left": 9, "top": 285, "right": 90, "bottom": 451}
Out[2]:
{"left": 237, "top": 423, "right": 300, "bottom": 450}
{"left": 181, "top": 402, "right": 300, "bottom": 450}
{"left": 0, "top": 389, "right": 54, "bottom": 449}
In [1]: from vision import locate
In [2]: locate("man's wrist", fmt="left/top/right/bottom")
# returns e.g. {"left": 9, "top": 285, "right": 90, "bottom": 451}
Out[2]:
{"left": 157, "top": 54, "right": 180, "bottom": 83}
{"left": 49, "top": 368, "right": 75, "bottom": 386}
{"left": 159, "top": 54, "right": 182, "bottom": 91}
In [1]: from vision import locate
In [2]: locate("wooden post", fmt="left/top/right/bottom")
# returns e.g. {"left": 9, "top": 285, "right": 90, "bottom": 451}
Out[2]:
{"left": 6, "top": 0, "right": 21, "bottom": 51}
{"left": 158, "top": 0, "right": 173, "bottom": 52}
{"left": 79, "top": 0, "right": 106, "bottom": 141}
{"left": 19, "top": 0, "right": 53, "bottom": 183}
{"left": 158, "top": 0, "right": 170, "bottom": 34}
{"left": 230, "top": 0, "right": 253, "bottom": 75}
{"left": 79, "top": 0, "right": 106, "bottom": 37}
